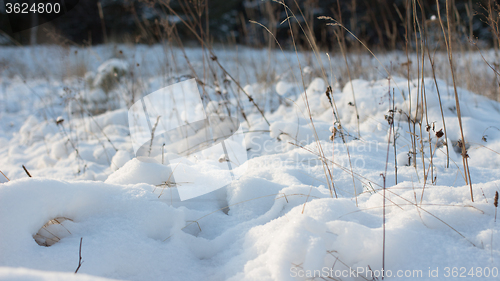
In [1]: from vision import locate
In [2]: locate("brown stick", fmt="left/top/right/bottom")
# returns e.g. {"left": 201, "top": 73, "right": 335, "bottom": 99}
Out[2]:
{"left": 436, "top": 0, "right": 474, "bottom": 201}
{"left": 75, "top": 237, "right": 83, "bottom": 274}
{"left": 0, "top": 169, "right": 9, "bottom": 181}
{"left": 22, "top": 165, "right": 32, "bottom": 178}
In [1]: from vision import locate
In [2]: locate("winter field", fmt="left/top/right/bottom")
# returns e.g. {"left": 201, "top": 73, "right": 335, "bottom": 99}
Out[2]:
{"left": 0, "top": 44, "right": 499, "bottom": 281}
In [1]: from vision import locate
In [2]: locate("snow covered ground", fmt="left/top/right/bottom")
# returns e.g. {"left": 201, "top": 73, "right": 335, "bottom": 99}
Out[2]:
{"left": 0, "top": 45, "right": 499, "bottom": 280}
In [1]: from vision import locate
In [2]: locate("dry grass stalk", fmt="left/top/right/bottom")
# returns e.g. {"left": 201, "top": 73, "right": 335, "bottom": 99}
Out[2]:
{"left": 0, "top": 169, "right": 9, "bottom": 181}
{"left": 74, "top": 237, "right": 83, "bottom": 273}
{"left": 436, "top": 0, "right": 474, "bottom": 201}
{"left": 22, "top": 165, "right": 32, "bottom": 178}
{"left": 148, "top": 115, "right": 161, "bottom": 157}
{"left": 272, "top": 0, "right": 337, "bottom": 201}
{"left": 494, "top": 191, "right": 499, "bottom": 222}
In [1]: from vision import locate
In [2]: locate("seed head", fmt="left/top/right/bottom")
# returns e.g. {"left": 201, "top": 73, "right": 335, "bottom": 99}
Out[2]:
{"left": 219, "top": 155, "right": 229, "bottom": 163}
{"left": 56, "top": 116, "right": 64, "bottom": 125}
{"left": 494, "top": 191, "right": 498, "bottom": 208}
{"left": 325, "top": 86, "right": 333, "bottom": 107}
{"left": 435, "top": 129, "right": 444, "bottom": 138}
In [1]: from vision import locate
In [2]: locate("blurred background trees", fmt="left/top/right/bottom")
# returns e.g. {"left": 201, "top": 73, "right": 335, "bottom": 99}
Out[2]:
{"left": 0, "top": 0, "right": 498, "bottom": 49}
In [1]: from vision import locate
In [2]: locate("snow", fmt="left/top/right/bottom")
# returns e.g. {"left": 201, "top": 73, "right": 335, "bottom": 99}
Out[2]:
{"left": 0, "top": 45, "right": 499, "bottom": 280}
{"left": 0, "top": 268, "right": 118, "bottom": 281}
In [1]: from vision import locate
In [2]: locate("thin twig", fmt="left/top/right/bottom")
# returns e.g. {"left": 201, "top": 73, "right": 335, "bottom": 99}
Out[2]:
{"left": 436, "top": 0, "right": 474, "bottom": 201}
{"left": 0, "top": 169, "right": 9, "bottom": 181}
{"left": 381, "top": 174, "right": 386, "bottom": 280}
{"left": 148, "top": 115, "right": 161, "bottom": 157}
{"left": 22, "top": 165, "right": 32, "bottom": 177}
{"left": 75, "top": 237, "right": 83, "bottom": 274}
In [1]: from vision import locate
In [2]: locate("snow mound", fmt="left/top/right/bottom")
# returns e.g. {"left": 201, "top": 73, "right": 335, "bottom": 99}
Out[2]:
{"left": 105, "top": 158, "right": 172, "bottom": 185}
{"left": 0, "top": 178, "right": 185, "bottom": 280}
{"left": 1, "top": 45, "right": 500, "bottom": 281}
{"left": 0, "top": 267, "right": 118, "bottom": 281}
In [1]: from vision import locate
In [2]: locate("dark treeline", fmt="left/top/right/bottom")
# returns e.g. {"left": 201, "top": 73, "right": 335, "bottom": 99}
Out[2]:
{"left": 0, "top": 0, "right": 498, "bottom": 49}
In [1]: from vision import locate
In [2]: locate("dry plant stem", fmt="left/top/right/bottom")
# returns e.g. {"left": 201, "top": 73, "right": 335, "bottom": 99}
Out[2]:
{"left": 21, "top": 79, "right": 56, "bottom": 121}
{"left": 417, "top": 0, "right": 435, "bottom": 184}
{"left": 412, "top": 0, "right": 427, "bottom": 186}
{"left": 73, "top": 98, "right": 118, "bottom": 152}
{"left": 326, "top": 252, "right": 371, "bottom": 281}
{"left": 410, "top": 1, "right": 420, "bottom": 174}
{"left": 381, "top": 88, "right": 395, "bottom": 280}
{"left": 301, "top": 185, "right": 313, "bottom": 214}
{"left": 270, "top": 0, "right": 342, "bottom": 199}
{"left": 290, "top": 0, "right": 328, "bottom": 80}
{"left": 331, "top": 133, "right": 337, "bottom": 198}
{"left": 74, "top": 237, "right": 83, "bottom": 274}
{"left": 22, "top": 165, "right": 32, "bottom": 178}
{"left": 331, "top": 1, "right": 360, "bottom": 138}
{"left": 292, "top": 142, "right": 476, "bottom": 246}
{"left": 318, "top": 17, "right": 411, "bottom": 196}
{"left": 427, "top": 50, "right": 450, "bottom": 168}
{"left": 340, "top": 203, "right": 484, "bottom": 218}
{"left": 159, "top": 1, "right": 270, "bottom": 126}
{"left": 436, "top": 0, "right": 474, "bottom": 201}
{"left": 494, "top": 191, "right": 499, "bottom": 258}
{"left": 402, "top": 0, "right": 414, "bottom": 170}
{"left": 494, "top": 191, "right": 498, "bottom": 222}
{"left": 87, "top": 130, "right": 115, "bottom": 168}
{"left": 335, "top": 32, "right": 361, "bottom": 139}
{"left": 157, "top": 162, "right": 182, "bottom": 199}
{"left": 215, "top": 55, "right": 270, "bottom": 126}
{"left": 392, "top": 188, "right": 476, "bottom": 246}
{"left": 57, "top": 123, "right": 85, "bottom": 164}
{"left": 421, "top": 137, "right": 445, "bottom": 204}
{"left": 318, "top": 16, "right": 405, "bottom": 98}
{"left": 97, "top": 1, "right": 108, "bottom": 44}
{"left": 326, "top": 55, "right": 339, "bottom": 198}
{"left": 0, "top": 170, "right": 9, "bottom": 181}
{"left": 0, "top": 29, "right": 22, "bottom": 46}
{"left": 148, "top": 115, "right": 161, "bottom": 157}
{"left": 392, "top": 90, "right": 398, "bottom": 185}
{"left": 292, "top": 142, "right": 402, "bottom": 209}
{"left": 412, "top": 178, "right": 426, "bottom": 224}
{"left": 280, "top": 2, "right": 337, "bottom": 200}
{"left": 335, "top": 32, "right": 361, "bottom": 138}
{"left": 381, "top": 174, "right": 386, "bottom": 280}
